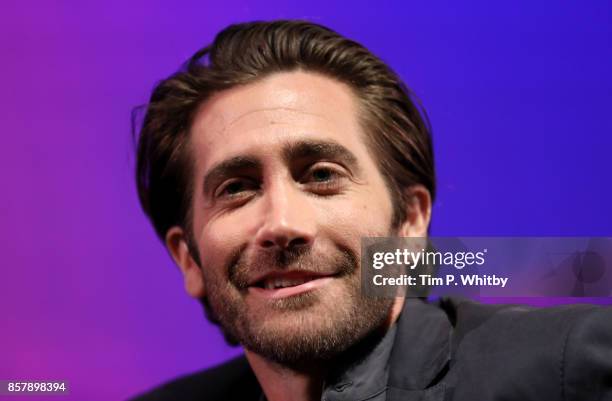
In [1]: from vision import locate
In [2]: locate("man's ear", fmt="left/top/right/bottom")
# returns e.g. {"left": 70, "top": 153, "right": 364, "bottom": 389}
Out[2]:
{"left": 398, "top": 185, "right": 432, "bottom": 237}
{"left": 165, "top": 226, "right": 206, "bottom": 299}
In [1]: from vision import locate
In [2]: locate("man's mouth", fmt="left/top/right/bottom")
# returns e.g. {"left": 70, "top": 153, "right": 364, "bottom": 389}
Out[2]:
{"left": 248, "top": 271, "right": 336, "bottom": 299}
{"left": 258, "top": 276, "right": 318, "bottom": 289}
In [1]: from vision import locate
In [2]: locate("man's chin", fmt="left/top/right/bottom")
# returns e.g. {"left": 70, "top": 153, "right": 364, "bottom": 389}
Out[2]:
{"left": 236, "top": 295, "right": 395, "bottom": 367}
{"left": 205, "top": 272, "right": 395, "bottom": 366}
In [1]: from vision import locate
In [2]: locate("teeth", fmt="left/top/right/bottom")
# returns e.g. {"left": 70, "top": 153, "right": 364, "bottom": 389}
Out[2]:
{"left": 263, "top": 277, "right": 311, "bottom": 289}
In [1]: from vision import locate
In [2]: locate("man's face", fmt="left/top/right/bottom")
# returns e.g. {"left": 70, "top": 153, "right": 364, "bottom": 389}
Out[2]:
{"left": 178, "top": 71, "right": 401, "bottom": 365}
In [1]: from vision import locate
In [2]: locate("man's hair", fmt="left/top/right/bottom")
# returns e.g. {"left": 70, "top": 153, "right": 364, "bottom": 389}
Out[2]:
{"left": 134, "top": 20, "right": 435, "bottom": 244}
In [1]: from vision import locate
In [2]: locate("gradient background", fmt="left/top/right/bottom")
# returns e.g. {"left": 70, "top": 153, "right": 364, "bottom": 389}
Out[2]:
{"left": 1, "top": 1, "right": 611, "bottom": 400}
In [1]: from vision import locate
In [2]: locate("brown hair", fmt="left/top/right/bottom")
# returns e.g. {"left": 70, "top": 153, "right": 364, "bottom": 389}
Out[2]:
{"left": 134, "top": 20, "right": 435, "bottom": 244}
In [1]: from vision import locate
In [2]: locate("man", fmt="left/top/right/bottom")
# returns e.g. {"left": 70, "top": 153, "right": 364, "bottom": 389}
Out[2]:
{"left": 130, "top": 20, "right": 612, "bottom": 401}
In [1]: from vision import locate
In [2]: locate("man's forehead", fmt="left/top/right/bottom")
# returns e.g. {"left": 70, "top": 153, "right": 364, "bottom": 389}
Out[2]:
{"left": 204, "top": 107, "right": 334, "bottom": 138}
{"left": 188, "top": 71, "right": 363, "bottom": 166}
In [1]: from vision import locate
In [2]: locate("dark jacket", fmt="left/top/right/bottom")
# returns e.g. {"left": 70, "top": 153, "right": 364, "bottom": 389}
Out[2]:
{"left": 129, "top": 298, "right": 612, "bottom": 401}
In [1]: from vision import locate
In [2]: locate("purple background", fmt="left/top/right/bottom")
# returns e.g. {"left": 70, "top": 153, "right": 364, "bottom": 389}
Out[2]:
{"left": 1, "top": 1, "right": 610, "bottom": 400}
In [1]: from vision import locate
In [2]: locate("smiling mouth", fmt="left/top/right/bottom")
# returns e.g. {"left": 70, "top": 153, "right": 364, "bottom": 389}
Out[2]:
{"left": 248, "top": 272, "right": 336, "bottom": 299}
{"left": 254, "top": 275, "right": 322, "bottom": 289}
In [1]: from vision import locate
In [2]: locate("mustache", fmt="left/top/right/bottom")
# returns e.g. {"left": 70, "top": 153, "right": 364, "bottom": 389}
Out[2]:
{"left": 227, "top": 244, "right": 359, "bottom": 289}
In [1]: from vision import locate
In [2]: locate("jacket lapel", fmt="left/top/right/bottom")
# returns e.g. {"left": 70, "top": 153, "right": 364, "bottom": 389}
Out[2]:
{"left": 386, "top": 298, "right": 453, "bottom": 401}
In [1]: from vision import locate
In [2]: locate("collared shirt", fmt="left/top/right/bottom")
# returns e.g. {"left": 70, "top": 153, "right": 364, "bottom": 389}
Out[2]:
{"left": 258, "top": 298, "right": 452, "bottom": 401}
{"left": 321, "top": 324, "right": 398, "bottom": 401}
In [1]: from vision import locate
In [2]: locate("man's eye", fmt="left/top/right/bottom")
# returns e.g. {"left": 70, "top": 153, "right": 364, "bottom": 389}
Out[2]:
{"left": 310, "top": 168, "right": 335, "bottom": 182}
{"left": 301, "top": 165, "right": 346, "bottom": 193}
{"left": 215, "top": 179, "right": 257, "bottom": 199}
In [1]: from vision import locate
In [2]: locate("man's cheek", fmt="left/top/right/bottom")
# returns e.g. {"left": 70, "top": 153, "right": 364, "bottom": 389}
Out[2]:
{"left": 329, "top": 205, "right": 386, "bottom": 238}
{"left": 198, "top": 249, "right": 229, "bottom": 284}
{"left": 198, "top": 227, "right": 235, "bottom": 269}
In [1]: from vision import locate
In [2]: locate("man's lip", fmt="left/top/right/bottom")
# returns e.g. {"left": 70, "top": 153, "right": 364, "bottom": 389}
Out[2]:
{"left": 247, "top": 270, "right": 336, "bottom": 288}
{"left": 248, "top": 276, "right": 336, "bottom": 299}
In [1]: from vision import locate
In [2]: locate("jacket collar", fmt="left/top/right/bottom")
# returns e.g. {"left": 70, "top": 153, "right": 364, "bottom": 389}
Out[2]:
{"left": 387, "top": 298, "right": 452, "bottom": 391}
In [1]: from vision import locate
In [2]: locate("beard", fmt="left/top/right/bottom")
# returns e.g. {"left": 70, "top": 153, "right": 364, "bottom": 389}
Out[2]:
{"left": 197, "top": 240, "right": 395, "bottom": 368}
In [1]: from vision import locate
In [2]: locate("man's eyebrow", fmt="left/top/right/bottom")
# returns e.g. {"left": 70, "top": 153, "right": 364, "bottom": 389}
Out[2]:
{"left": 282, "top": 140, "right": 361, "bottom": 171}
{"left": 202, "top": 156, "right": 261, "bottom": 195}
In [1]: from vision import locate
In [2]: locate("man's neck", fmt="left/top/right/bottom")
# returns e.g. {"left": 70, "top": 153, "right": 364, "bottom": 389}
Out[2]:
{"left": 245, "top": 352, "right": 324, "bottom": 401}
{"left": 245, "top": 297, "right": 405, "bottom": 401}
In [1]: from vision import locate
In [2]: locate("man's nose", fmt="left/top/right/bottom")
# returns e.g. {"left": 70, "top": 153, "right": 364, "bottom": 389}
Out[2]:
{"left": 254, "top": 181, "right": 316, "bottom": 250}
